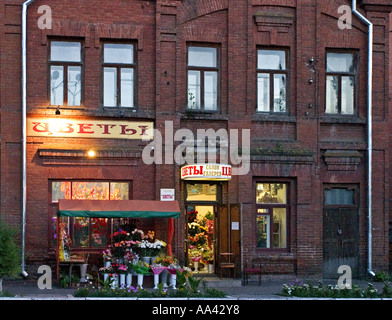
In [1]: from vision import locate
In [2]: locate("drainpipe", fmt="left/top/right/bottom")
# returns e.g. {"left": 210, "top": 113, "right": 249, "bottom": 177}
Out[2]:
{"left": 21, "top": 0, "right": 36, "bottom": 278}
{"left": 351, "top": 0, "right": 375, "bottom": 277}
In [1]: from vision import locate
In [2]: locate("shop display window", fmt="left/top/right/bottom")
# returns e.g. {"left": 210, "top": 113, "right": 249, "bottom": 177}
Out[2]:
{"left": 50, "top": 181, "right": 130, "bottom": 249}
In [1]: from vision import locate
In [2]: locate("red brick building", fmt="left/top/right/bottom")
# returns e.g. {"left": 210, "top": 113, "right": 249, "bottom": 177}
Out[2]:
{"left": 1, "top": 0, "right": 392, "bottom": 281}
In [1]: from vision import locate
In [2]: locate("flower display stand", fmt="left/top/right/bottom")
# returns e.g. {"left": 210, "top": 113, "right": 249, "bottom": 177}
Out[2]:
{"left": 126, "top": 273, "right": 133, "bottom": 288}
{"left": 137, "top": 274, "right": 144, "bottom": 288}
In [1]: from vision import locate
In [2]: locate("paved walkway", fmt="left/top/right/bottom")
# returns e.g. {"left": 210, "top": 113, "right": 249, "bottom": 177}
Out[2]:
{"left": 0, "top": 277, "right": 388, "bottom": 300}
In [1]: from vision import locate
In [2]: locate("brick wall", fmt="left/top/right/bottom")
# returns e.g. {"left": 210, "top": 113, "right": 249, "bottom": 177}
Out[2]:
{"left": 0, "top": 0, "right": 391, "bottom": 278}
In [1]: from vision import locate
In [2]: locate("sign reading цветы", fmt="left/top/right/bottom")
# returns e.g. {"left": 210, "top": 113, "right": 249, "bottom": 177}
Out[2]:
{"left": 27, "top": 117, "right": 154, "bottom": 140}
{"left": 181, "top": 164, "right": 232, "bottom": 181}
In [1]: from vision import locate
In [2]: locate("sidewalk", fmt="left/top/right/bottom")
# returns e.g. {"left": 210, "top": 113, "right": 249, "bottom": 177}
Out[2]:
{"left": 1, "top": 277, "right": 388, "bottom": 300}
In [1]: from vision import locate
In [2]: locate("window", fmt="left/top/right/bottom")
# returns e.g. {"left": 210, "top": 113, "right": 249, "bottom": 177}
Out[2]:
{"left": 50, "top": 181, "right": 130, "bottom": 249}
{"left": 255, "top": 183, "right": 288, "bottom": 249}
{"left": 102, "top": 43, "right": 135, "bottom": 108}
{"left": 185, "top": 183, "right": 217, "bottom": 202}
{"left": 49, "top": 41, "right": 82, "bottom": 106}
{"left": 257, "top": 49, "right": 287, "bottom": 113}
{"left": 187, "top": 46, "right": 219, "bottom": 111}
{"left": 324, "top": 187, "right": 355, "bottom": 206}
{"left": 325, "top": 52, "right": 356, "bottom": 115}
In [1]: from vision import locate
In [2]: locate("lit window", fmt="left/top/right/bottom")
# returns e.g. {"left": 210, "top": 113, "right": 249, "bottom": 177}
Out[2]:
{"left": 256, "top": 183, "right": 288, "bottom": 249}
{"left": 50, "top": 181, "right": 130, "bottom": 249}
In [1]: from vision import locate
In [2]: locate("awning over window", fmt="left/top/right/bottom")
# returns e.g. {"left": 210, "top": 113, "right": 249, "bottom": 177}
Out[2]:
{"left": 58, "top": 199, "right": 181, "bottom": 218}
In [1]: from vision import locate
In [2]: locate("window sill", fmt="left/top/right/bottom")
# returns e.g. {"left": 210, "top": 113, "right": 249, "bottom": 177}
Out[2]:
{"left": 252, "top": 113, "right": 296, "bottom": 123}
{"left": 320, "top": 116, "right": 366, "bottom": 124}
{"left": 181, "top": 110, "right": 227, "bottom": 121}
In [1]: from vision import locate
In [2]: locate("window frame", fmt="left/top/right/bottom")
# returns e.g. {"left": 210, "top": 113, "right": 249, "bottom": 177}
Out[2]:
{"left": 255, "top": 182, "right": 290, "bottom": 251}
{"left": 325, "top": 50, "right": 358, "bottom": 116}
{"left": 101, "top": 41, "right": 137, "bottom": 109}
{"left": 48, "top": 39, "right": 84, "bottom": 107}
{"left": 323, "top": 184, "right": 359, "bottom": 208}
{"left": 186, "top": 43, "right": 220, "bottom": 113}
{"left": 48, "top": 180, "right": 132, "bottom": 251}
{"left": 256, "top": 48, "right": 289, "bottom": 114}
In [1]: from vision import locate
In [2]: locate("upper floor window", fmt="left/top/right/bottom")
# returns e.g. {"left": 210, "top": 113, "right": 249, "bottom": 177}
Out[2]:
{"left": 103, "top": 43, "right": 135, "bottom": 108}
{"left": 187, "top": 46, "right": 219, "bottom": 111}
{"left": 325, "top": 52, "right": 356, "bottom": 115}
{"left": 257, "top": 49, "right": 287, "bottom": 113}
{"left": 49, "top": 41, "right": 82, "bottom": 106}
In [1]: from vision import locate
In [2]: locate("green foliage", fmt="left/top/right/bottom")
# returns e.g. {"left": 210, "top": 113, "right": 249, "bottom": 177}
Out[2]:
{"left": 0, "top": 221, "right": 21, "bottom": 279}
{"left": 74, "top": 270, "right": 227, "bottom": 298}
{"left": 281, "top": 279, "right": 384, "bottom": 298}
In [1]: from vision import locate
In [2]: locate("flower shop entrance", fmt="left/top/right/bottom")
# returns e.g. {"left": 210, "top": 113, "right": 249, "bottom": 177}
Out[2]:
{"left": 184, "top": 183, "right": 241, "bottom": 277}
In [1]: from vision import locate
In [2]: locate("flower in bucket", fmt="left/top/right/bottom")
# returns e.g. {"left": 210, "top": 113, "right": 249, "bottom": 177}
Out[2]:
{"left": 124, "top": 251, "right": 137, "bottom": 264}
{"left": 132, "top": 261, "right": 151, "bottom": 275}
{"left": 151, "top": 239, "right": 167, "bottom": 256}
{"left": 154, "top": 254, "right": 177, "bottom": 267}
{"left": 118, "top": 264, "right": 128, "bottom": 274}
{"left": 138, "top": 240, "right": 155, "bottom": 257}
{"left": 130, "top": 228, "right": 144, "bottom": 241}
{"left": 189, "top": 248, "right": 202, "bottom": 262}
{"left": 102, "top": 248, "right": 112, "bottom": 261}
{"left": 166, "top": 263, "right": 183, "bottom": 275}
{"left": 99, "top": 265, "right": 114, "bottom": 274}
{"left": 150, "top": 263, "right": 166, "bottom": 275}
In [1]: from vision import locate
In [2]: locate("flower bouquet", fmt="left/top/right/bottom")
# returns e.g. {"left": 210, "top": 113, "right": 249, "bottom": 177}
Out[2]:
{"left": 102, "top": 248, "right": 112, "bottom": 266}
{"left": 118, "top": 264, "right": 128, "bottom": 287}
{"left": 99, "top": 265, "right": 114, "bottom": 282}
{"left": 189, "top": 247, "right": 202, "bottom": 271}
{"left": 154, "top": 254, "right": 177, "bottom": 288}
{"left": 138, "top": 240, "right": 155, "bottom": 262}
{"left": 130, "top": 228, "right": 144, "bottom": 242}
{"left": 131, "top": 261, "right": 151, "bottom": 275}
{"left": 154, "top": 254, "right": 177, "bottom": 267}
{"left": 131, "top": 260, "right": 151, "bottom": 289}
{"left": 166, "top": 263, "right": 183, "bottom": 289}
{"left": 151, "top": 239, "right": 167, "bottom": 256}
{"left": 150, "top": 263, "right": 166, "bottom": 289}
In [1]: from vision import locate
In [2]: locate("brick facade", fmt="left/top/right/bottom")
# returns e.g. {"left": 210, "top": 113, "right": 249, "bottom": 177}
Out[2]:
{"left": 1, "top": 0, "right": 391, "bottom": 279}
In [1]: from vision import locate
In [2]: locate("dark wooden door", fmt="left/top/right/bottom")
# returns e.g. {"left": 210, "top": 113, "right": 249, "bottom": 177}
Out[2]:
{"left": 218, "top": 205, "right": 241, "bottom": 276}
{"left": 323, "top": 207, "right": 359, "bottom": 278}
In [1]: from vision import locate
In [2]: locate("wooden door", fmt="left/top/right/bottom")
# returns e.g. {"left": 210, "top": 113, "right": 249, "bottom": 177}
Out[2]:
{"left": 323, "top": 207, "right": 359, "bottom": 278}
{"left": 218, "top": 204, "right": 241, "bottom": 276}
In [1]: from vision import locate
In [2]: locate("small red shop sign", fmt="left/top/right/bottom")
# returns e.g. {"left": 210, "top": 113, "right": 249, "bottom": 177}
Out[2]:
{"left": 27, "top": 117, "right": 154, "bottom": 140}
{"left": 181, "top": 164, "right": 232, "bottom": 181}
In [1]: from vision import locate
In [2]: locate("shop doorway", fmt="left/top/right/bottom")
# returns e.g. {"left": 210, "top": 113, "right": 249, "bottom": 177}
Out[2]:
{"left": 184, "top": 183, "right": 241, "bottom": 276}
{"left": 186, "top": 205, "right": 216, "bottom": 273}
{"left": 323, "top": 186, "right": 359, "bottom": 278}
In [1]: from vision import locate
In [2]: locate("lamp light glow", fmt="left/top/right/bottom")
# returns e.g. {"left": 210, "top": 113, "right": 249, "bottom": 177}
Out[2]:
{"left": 87, "top": 150, "right": 96, "bottom": 157}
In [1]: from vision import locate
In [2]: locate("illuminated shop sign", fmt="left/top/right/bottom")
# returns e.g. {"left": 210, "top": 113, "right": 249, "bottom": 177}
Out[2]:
{"left": 27, "top": 118, "right": 154, "bottom": 140}
{"left": 181, "top": 164, "right": 232, "bottom": 181}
